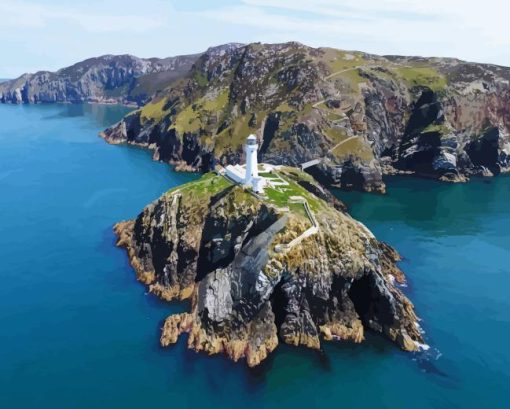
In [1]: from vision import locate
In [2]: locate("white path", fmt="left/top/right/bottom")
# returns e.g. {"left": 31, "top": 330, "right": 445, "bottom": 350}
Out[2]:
{"left": 300, "top": 135, "right": 360, "bottom": 170}
{"left": 275, "top": 196, "right": 319, "bottom": 253}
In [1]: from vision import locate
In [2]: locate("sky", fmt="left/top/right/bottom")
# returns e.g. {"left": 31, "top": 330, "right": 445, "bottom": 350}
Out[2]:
{"left": 1, "top": 0, "right": 510, "bottom": 77}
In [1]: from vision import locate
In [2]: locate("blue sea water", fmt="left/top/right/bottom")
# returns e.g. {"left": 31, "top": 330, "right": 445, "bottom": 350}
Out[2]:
{"left": 0, "top": 103, "right": 509, "bottom": 408}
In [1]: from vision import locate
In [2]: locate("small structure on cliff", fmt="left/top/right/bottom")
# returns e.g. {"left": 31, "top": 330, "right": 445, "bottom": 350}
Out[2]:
{"left": 225, "top": 135, "right": 267, "bottom": 193}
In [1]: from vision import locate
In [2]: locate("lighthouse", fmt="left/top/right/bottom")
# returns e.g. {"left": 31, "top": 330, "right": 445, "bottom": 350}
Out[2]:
{"left": 244, "top": 134, "right": 259, "bottom": 185}
{"left": 223, "top": 134, "right": 266, "bottom": 194}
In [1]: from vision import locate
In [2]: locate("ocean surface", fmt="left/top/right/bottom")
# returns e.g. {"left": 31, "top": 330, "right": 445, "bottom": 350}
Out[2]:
{"left": 1, "top": 104, "right": 509, "bottom": 408}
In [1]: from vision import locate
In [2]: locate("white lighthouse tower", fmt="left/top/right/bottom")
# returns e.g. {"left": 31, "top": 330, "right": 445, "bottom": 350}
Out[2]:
{"left": 224, "top": 134, "right": 266, "bottom": 194}
{"left": 244, "top": 134, "right": 259, "bottom": 185}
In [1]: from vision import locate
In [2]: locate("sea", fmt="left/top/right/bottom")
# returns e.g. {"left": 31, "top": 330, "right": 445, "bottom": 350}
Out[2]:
{"left": 0, "top": 103, "right": 509, "bottom": 408}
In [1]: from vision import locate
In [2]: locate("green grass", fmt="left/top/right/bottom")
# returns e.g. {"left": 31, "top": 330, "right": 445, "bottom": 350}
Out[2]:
{"left": 171, "top": 104, "right": 203, "bottom": 134}
{"left": 324, "top": 127, "right": 349, "bottom": 144}
{"left": 202, "top": 89, "right": 229, "bottom": 111}
{"left": 169, "top": 88, "right": 230, "bottom": 134}
{"left": 325, "top": 111, "right": 345, "bottom": 121}
{"left": 259, "top": 172, "right": 278, "bottom": 178}
{"left": 288, "top": 202, "right": 310, "bottom": 220}
{"left": 165, "top": 169, "right": 326, "bottom": 233}
{"left": 331, "top": 136, "right": 374, "bottom": 161}
{"left": 139, "top": 97, "right": 171, "bottom": 124}
{"left": 194, "top": 71, "right": 209, "bottom": 87}
{"left": 395, "top": 67, "right": 447, "bottom": 91}
{"left": 322, "top": 49, "right": 366, "bottom": 72}
{"left": 336, "top": 68, "right": 365, "bottom": 87}
{"left": 263, "top": 171, "right": 323, "bottom": 213}
{"left": 274, "top": 101, "right": 295, "bottom": 112}
{"left": 166, "top": 172, "right": 233, "bottom": 198}
{"left": 422, "top": 123, "right": 450, "bottom": 134}
{"left": 214, "top": 114, "right": 256, "bottom": 155}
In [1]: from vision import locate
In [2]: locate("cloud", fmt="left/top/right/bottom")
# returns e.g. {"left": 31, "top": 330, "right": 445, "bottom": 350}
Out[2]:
{"left": 242, "top": 0, "right": 441, "bottom": 21}
{"left": 196, "top": 0, "right": 510, "bottom": 64}
{"left": 199, "top": 4, "right": 446, "bottom": 48}
{"left": 0, "top": 0, "right": 165, "bottom": 32}
{"left": 1, "top": 0, "right": 509, "bottom": 77}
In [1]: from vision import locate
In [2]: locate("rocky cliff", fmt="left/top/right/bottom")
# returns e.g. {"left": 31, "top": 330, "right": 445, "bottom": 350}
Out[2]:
{"left": 0, "top": 48, "right": 232, "bottom": 106}
{"left": 114, "top": 167, "right": 424, "bottom": 366}
{"left": 101, "top": 42, "right": 510, "bottom": 191}
{"left": 0, "top": 54, "right": 201, "bottom": 106}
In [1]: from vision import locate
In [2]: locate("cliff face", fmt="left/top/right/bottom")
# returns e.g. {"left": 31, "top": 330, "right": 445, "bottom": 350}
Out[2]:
{"left": 0, "top": 54, "right": 199, "bottom": 106}
{"left": 114, "top": 168, "right": 423, "bottom": 367}
{"left": 0, "top": 44, "right": 245, "bottom": 107}
{"left": 101, "top": 42, "right": 510, "bottom": 191}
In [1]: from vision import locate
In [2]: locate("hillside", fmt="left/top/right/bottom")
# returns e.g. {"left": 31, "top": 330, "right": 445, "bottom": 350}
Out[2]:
{"left": 114, "top": 167, "right": 423, "bottom": 366}
{"left": 102, "top": 42, "right": 510, "bottom": 191}
{"left": 0, "top": 44, "right": 242, "bottom": 106}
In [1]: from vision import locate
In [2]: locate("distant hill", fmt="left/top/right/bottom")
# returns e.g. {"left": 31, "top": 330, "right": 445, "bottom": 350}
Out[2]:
{"left": 0, "top": 44, "right": 242, "bottom": 106}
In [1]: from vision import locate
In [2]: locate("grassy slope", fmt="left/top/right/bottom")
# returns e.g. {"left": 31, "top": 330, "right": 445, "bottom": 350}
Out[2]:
{"left": 166, "top": 168, "right": 324, "bottom": 219}
{"left": 127, "top": 45, "right": 451, "bottom": 166}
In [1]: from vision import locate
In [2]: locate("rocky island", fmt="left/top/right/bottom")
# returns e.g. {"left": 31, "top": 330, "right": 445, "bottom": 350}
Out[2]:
{"left": 5, "top": 41, "right": 507, "bottom": 365}
{"left": 114, "top": 163, "right": 423, "bottom": 367}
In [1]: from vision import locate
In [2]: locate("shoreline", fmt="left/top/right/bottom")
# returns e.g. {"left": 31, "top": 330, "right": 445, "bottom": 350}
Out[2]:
{"left": 0, "top": 99, "right": 140, "bottom": 108}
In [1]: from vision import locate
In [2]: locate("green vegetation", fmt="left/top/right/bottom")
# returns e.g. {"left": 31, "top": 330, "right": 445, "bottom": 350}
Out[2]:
{"left": 322, "top": 49, "right": 365, "bottom": 72}
{"left": 170, "top": 88, "right": 230, "bottom": 135}
{"left": 164, "top": 168, "right": 327, "bottom": 241}
{"left": 139, "top": 97, "right": 171, "bottom": 124}
{"left": 422, "top": 123, "right": 450, "bottom": 134}
{"left": 259, "top": 172, "right": 279, "bottom": 179}
{"left": 202, "top": 89, "right": 229, "bottom": 111}
{"left": 268, "top": 138, "right": 292, "bottom": 153}
{"left": 335, "top": 69, "right": 365, "bottom": 89}
{"left": 323, "top": 127, "right": 349, "bottom": 144}
{"left": 325, "top": 111, "right": 345, "bottom": 122}
{"left": 395, "top": 67, "right": 447, "bottom": 91}
{"left": 214, "top": 114, "right": 257, "bottom": 155}
{"left": 275, "top": 103, "right": 314, "bottom": 137}
{"left": 331, "top": 136, "right": 374, "bottom": 161}
{"left": 194, "top": 71, "right": 209, "bottom": 87}
{"left": 165, "top": 172, "right": 233, "bottom": 198}
{"left": 274, "top": 101, "right": 294, "bottom": 113}
{"left": 172, "top": 104, "right": 203, "bottom": 134}
{"left": 263, "top": 170, "right": 323, "bottom": 213}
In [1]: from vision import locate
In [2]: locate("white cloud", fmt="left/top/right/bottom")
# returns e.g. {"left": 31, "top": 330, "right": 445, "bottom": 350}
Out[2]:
{"left": 198, "top": 0, "right": 510, "bottom": 64}
{"left": 242, "top": 0, "right": 440, "bottom": 21}
{"left": 1, "top": 0, "right": 509, "bottom": 77}
{"left": 0, "top": 0, "right": 165, "bottom": 32}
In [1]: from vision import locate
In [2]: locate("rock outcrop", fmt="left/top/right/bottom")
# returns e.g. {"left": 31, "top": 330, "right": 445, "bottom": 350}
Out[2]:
{"left": 114, "top": 168, "right": 424, "bottom": 367}
{"left": 100, "top": 42, "right": 510, "bottom": 191}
